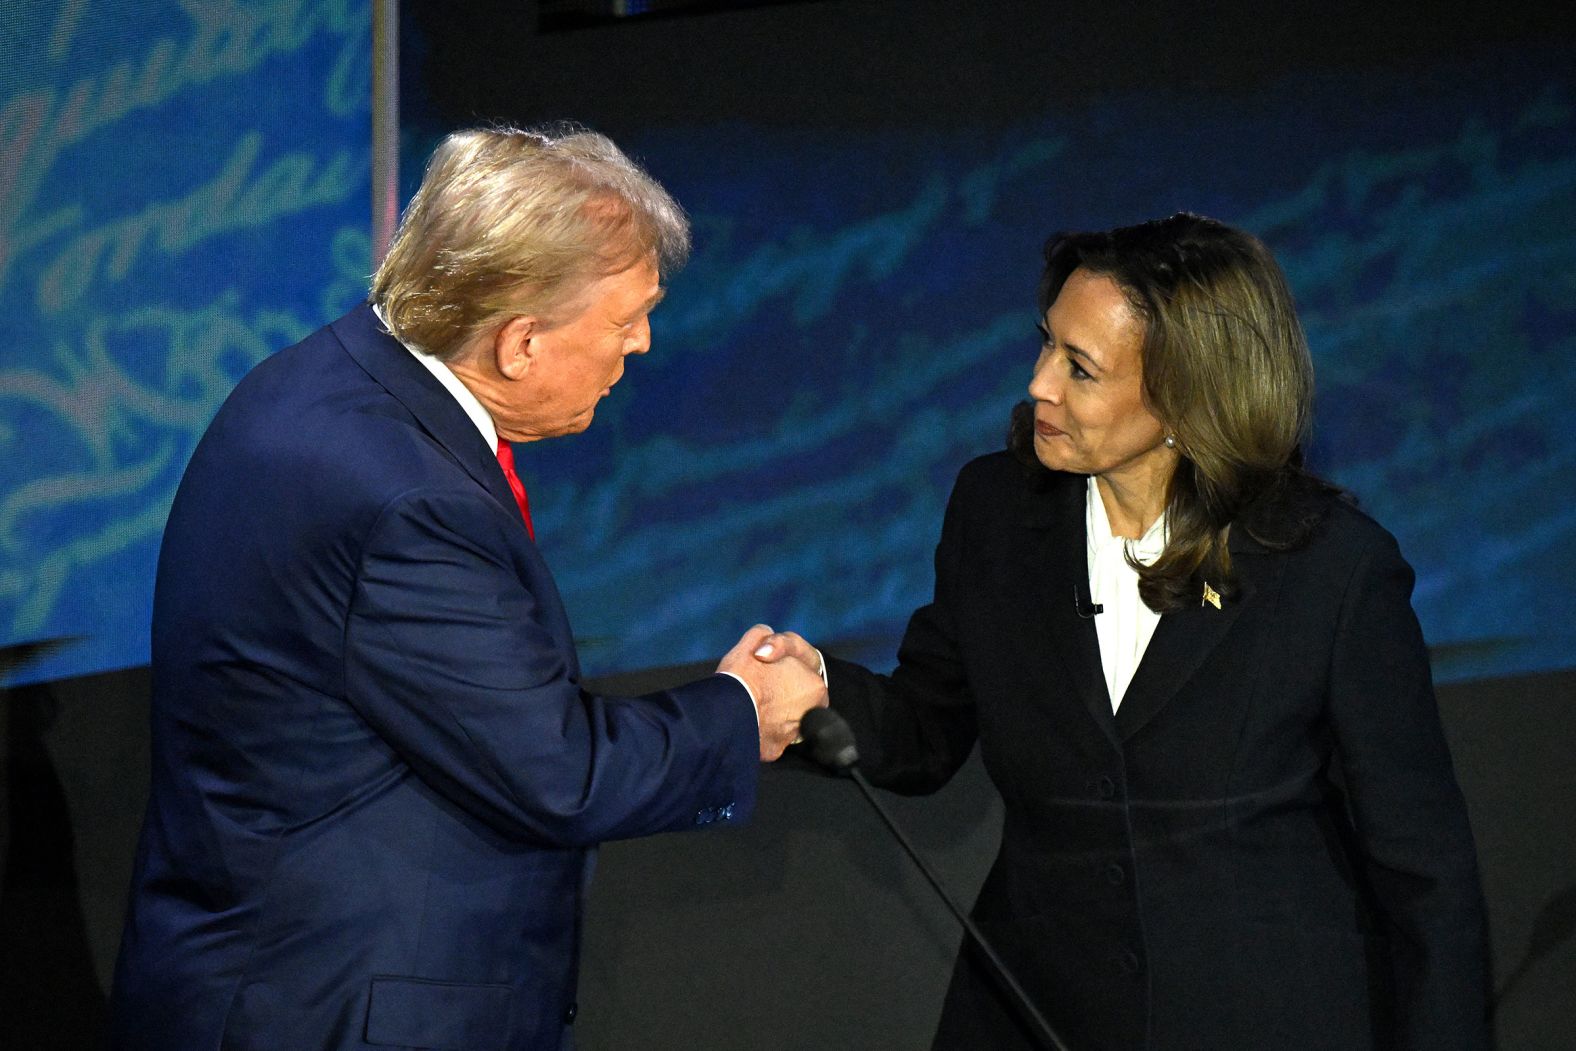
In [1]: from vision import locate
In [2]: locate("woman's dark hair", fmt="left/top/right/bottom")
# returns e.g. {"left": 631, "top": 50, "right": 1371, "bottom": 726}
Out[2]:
{"left": 1008, "top": 212, "right": 1339, "bottom": 612}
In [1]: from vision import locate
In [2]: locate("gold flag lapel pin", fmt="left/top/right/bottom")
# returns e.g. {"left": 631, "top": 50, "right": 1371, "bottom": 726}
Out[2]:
{"left": 1202, "top": 582, "right": 1222, "bottom": 610}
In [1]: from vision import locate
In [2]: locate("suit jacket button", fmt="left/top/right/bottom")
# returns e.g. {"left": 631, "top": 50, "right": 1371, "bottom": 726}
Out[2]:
{"left": 1097, "top": 776, "right": 1115, "bottom": 799}
{"left": 1103, "top": 863, "right": 1125, "bottom": 886}
{"left": 563, "top": 1001, "right": 578, "bottom": 1024}
{"left": 1118, "top": 949, "right": 1141, "bottom": 974}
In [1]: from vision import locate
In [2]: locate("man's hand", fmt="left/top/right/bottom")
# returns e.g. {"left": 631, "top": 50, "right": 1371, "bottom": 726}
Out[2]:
{"left": 718, "top": 625, "right": 828, "bottom": 761}
{"left": 749, "top": 629, "right": 823, "bottom": 678}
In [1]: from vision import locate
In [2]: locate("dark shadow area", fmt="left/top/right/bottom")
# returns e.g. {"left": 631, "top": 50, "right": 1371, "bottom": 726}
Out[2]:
{"left": 1435, "top": 667, "right": 1576, "bottom": 1051}
{"left": 0, "top": 658, "right": 1571, "bottom": 1049}
{"left": 538, "top": 0, "right": 829, "bottom": 34}
{"left": 1496, "top": 882, "right": 1576, "bottom": 1014}
{"left": 0, "top": 659, "right": 151, "bottom": 1051}
{"left": 575, "top": 659, "right": 1576, "bottom": 1050}
{"left": 0, "top": 679, "right": 109, "bottom": 1049}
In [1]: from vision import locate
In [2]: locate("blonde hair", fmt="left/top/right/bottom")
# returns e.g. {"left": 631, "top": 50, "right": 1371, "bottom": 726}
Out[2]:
{"left": 371, "top": 124, "right": 690, "bottom": 360}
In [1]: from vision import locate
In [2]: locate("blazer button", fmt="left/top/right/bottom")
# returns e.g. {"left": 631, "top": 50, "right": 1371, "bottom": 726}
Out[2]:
{"left": 1118, "top": 948, "right": 1141, "bottom": 975}
{"left": 563, "top": 1001, "right": 578, "bottom": 1024}
{"left": 1103, "top": 863, "right": 1125, "bottom": 886}
{"left": 1097, "top": 776, "right": 1115, "bottom": 799}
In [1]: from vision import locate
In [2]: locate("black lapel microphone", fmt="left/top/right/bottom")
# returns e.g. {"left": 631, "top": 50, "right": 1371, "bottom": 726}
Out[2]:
{"left": 1073, "top": 583, "right": 1103, "bottom": 619}
{"left": 798, "top": 708, "right": 1074, "bottom": 1051}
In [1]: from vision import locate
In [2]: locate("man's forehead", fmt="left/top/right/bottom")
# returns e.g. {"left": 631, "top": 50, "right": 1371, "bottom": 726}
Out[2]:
{"left": 608, "top": 256, "right": 662, "bottom": 305}
{"left": 551, "top": 256, "right": 656, "bottom": 316}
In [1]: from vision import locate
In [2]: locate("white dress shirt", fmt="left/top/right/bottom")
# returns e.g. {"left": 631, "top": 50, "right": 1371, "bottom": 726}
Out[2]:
{"left": 372, "top": 304, "right": 497, "bottom": 449}
{"left": 1086, "top": 476, "right": 1168, "bottom": 712}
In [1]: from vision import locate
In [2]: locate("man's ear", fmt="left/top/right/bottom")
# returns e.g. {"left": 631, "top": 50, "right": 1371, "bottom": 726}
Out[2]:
{"left": 493, "top": 315, "right": 540, "bottom": 381}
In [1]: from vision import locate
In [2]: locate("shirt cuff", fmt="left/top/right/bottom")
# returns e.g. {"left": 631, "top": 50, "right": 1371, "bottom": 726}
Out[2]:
{"left": 717, "top": 670, "right": 760, "bottom": 729}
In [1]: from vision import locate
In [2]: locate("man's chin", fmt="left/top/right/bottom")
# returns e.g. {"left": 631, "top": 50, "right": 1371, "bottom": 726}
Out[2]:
{"left": 524, "top": 406, "right": 599, "bottom": 441}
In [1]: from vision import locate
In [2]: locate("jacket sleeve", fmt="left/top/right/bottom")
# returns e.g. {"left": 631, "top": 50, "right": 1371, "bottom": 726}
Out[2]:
{"left": 1326, "top": 527, "right": 1491, "bottom": 1049}
{"left": 342, "top": 486, "right": 759, "bottom": 847}
{"left": 826, "top": 465, "right": 979, "bottom": 795}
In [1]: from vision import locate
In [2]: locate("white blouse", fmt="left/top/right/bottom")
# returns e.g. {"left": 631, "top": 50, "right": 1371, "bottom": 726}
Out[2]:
{"left": 1085, "top": 476, "right": 1168, "bottom": 712}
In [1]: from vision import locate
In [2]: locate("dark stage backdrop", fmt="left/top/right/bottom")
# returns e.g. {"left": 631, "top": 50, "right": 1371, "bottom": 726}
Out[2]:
{"left": 401, "top": 0, "right": 1576, "bottom": 688}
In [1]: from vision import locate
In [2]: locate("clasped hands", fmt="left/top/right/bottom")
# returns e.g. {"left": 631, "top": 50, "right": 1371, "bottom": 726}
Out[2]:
{"left": 717, "top": 624, "right": 827, "bottom": 761}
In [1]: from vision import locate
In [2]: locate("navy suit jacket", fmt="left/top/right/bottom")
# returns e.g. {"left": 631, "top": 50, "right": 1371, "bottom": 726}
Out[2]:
{"left": 110, "top": 304, "right": 759, "bottom": 1051}
{"left": 829, "top": 453, "right": 1489, "bottom": 1051}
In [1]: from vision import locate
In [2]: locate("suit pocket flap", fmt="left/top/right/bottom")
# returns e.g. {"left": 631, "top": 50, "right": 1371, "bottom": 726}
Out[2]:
{"left": 366, "top": 976, "right": 514, "bottom": 1050}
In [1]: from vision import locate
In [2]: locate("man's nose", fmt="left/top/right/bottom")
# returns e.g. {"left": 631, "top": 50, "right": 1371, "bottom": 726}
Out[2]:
{"left": 627, "top": 318, "right": 652, "bottom": 355}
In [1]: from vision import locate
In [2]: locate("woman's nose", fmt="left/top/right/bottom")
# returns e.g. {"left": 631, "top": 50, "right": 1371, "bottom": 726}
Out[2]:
{"left": 1029, "top": 358, "right": 1061, "bottom": 404}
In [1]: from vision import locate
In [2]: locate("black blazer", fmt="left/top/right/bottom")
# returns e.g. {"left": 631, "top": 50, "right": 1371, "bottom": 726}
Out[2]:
{"left": 828, "top": 452, "right": 1489, "bottom": 1051}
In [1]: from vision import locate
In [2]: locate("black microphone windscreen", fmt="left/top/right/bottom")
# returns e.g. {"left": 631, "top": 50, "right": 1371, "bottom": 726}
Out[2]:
{"left": 800, "top": 707, "right": 860, "bottom": 772}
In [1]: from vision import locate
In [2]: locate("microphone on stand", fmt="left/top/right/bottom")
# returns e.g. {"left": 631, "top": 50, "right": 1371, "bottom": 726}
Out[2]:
{"left": 798, "top": 708, "right": 1073, "bottom": 1051}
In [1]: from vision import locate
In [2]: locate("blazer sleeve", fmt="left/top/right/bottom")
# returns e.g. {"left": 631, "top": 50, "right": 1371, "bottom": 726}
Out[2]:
{"left": 825, "top": 464, "right": 980, "bottom": 795}
{"left": 342, "top": 485, "right": 759, "bottom": 848}
{"left": 1326, "top": 526, "right": 1491, "bottom": 1048}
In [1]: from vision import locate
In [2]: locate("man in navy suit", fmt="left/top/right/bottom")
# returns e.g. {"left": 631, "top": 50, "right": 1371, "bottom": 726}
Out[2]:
{"left": 109, "top": 126, "right": 826, "bottom": 1051}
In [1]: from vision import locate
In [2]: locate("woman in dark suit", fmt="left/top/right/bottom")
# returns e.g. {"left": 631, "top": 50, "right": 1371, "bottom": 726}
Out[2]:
{"left": 760, "top": 214, "right": 1490, "bottom": 1050}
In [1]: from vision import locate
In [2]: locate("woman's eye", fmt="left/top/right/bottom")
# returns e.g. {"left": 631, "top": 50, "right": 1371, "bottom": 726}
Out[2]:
{"left": 1069, "top": 358, "right": 1092, "bottom": 381}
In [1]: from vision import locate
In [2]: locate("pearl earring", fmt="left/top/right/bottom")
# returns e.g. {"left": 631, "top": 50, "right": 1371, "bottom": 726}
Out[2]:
{"left": 1163, "top": 435, "right": 1177, "bottom": 449}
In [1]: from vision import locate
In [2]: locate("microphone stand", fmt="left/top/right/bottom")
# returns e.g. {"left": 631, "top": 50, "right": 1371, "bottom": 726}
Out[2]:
{"left": 843, "top": 766, "right": 1074, "bottom": 1051}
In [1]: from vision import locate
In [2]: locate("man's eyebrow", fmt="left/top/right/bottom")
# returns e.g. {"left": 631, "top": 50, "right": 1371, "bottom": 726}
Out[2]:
{"left": 643, "top": 287, "right": 667, "bottom": 312}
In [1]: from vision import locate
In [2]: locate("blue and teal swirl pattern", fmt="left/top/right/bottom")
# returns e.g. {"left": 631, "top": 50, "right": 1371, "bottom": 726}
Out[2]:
{"left": 1, "top": 0, "right": 371, "bottom": 684}
{"left": 2, "top": 9, "right": 1570, "bottom": 688}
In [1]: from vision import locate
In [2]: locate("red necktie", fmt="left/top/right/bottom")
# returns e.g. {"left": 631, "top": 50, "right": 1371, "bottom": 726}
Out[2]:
{"left": 495, "top": 437, "right": 535, "bottom": 540}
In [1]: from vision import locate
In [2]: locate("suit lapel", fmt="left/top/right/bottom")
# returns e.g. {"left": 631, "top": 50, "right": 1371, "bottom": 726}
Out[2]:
{"left": 1020, "top": 474, "right": 1118, "bottom": 747}
{"left": 1113, "top": 532, "right": 1283, "bottom": 741}
{"left": 329, "top": 305, "right": 581, "bottom": 682}
{"left": 331, "top": 304, "right": 523, "bottom": 524}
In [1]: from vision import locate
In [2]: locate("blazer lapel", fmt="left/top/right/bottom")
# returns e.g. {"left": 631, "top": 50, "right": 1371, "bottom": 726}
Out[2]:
{"left": 331, "top": 304, "right": 522, "bottom": 523}
{"left": 329, "top": 304, "right": 580, "bottom": 683}
{"left": 1020, "top": 474, "right": 1118, "bottom": 747}
{"left": 1113, "top": 531, "right": 1282, "bottom": 741}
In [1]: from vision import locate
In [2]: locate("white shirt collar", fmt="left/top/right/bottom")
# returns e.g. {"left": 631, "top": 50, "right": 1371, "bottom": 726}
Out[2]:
{"left": 372, "top": 303, "right": 498, "bottom": 451}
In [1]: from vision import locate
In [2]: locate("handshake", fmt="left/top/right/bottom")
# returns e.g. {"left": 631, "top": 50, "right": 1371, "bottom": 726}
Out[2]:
{"left": 717, "top": 624, "right": 827, "bottom": 761}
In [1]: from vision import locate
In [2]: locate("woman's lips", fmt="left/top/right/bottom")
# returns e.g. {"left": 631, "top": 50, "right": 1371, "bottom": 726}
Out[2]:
{"left": 1035, "top": 419, "right": 1065, "bottom": 437}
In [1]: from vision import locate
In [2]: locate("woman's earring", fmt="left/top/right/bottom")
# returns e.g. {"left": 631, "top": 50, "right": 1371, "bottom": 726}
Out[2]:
{"left": 1163, "top": 434, "right": 1177, "bottom": 449}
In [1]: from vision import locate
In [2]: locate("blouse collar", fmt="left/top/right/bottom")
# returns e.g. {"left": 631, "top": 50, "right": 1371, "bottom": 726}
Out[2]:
{"left": 1085, "top": 475, "right": 1169, "bottom": 566}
